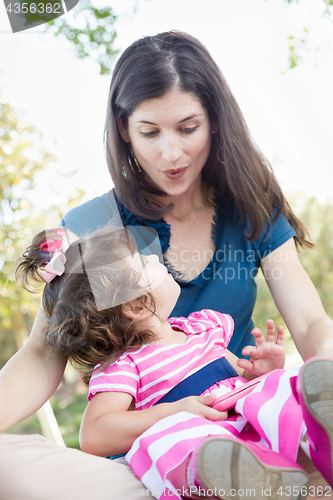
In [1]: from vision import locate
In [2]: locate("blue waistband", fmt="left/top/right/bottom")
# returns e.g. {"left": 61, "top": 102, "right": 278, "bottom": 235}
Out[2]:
{"left": 107, "top": 357, "right": 238, "bottom": 460}
{"left": 154, "top": 357, "right": 238, "bottom": 405}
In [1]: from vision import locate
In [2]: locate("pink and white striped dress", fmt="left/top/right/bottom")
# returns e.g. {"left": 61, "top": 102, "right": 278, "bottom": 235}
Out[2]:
{"left": 88, "top": 310, "right": 304, "bottom": 500}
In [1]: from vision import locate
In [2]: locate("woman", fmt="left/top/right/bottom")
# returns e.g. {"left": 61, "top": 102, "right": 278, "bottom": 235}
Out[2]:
{"left": 0, "top": 31, "right": 332, "bottom": 500}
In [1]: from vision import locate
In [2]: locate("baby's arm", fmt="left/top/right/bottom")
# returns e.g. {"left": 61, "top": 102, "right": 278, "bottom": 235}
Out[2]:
{"left": 80, "top": 390, "right": 227, "bottom": 457}
{"left": 226, "top": 320, "right": 285, "bottom": 380}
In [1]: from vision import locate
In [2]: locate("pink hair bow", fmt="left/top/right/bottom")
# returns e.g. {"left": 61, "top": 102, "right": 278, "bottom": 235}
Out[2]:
{"left": 38, "top": 229, "right": 70, "bottom": 283}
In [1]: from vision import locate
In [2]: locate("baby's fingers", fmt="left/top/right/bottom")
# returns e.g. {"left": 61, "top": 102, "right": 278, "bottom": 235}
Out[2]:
{"left": 197, "top": 393, "right": 216, "bottom": 406}
{"left": 276, "top": 325, "right": 285, "bottom": 346}
{"left": 237, "top": 357, "right": 254, "bottom": 372}
{"left": 266, "top": 319, "right": 276, "bottom": 343}
{"left": 204, "top": 408, "right": 229, "bottom": 421}
{"left": 241, "top": 345, "right": 258, "bottom": 358}
{"left": 196, "top": 395, "right": 228, "bottom": 421}
{"left": 251, "top": 327, "right": 265, "bottom": 346}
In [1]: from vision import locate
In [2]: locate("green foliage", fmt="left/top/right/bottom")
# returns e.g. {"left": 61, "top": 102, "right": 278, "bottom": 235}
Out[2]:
{"left": 292, "top": 194, "right": 333, "bottom": 316}
{"left": 45, "top": 0, "right": 119, "bottom": 75}
{"left": 0, "top": 91, "right": 92, "bottom": 445}
{"left": 0, "top": 94, "right": 55, "bottom": 366}
{"left": 253, "top": 193, "right": 333, "bottom": 350}
{"left": 286, "top": 30, "right": 308, "bottom": 70}
{"left": 0, "top": 92, "right": 86, "bottom": 368}
{"left": 35, "top": 0, "right": 333, "bottom": 75}
{"left": 263, "top": 0, "right": 333, "bottom": 71}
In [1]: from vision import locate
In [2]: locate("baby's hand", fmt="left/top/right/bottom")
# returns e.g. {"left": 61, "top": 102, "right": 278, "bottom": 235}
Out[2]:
{"left": 236, "top": 319, "right": 285, "bottom": 377}
{"left": 173, "top": 393, "right": 228, "bottom": 421}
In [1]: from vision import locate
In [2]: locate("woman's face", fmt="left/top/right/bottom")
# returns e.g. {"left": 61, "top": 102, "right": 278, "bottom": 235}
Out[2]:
{"left": 118, "top": 88, "right": 218, "bottom": 198}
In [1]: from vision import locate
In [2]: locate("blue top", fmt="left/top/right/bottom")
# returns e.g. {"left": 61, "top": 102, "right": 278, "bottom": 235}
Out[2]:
{"left": 60, "top": 189, "right": 296, "bottom": 358}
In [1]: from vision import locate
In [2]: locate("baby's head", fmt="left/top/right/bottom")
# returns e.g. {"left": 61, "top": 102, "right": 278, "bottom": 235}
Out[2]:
{"left": 16, "top": 226, "right": 179, "bottom": 383}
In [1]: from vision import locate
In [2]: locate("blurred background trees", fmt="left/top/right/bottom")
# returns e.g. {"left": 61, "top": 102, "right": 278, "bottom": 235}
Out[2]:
{"left": 0, "top": 90, "right": 87, "bottom": 447}
{"left": 45, "top": 0, "right": 119, "bottom": 75}
{"left": 1, "top": 0, "right": 332, "bottom": 448}
{"left": 272, "top": 0, "right": 333, "bottom": 70}
{"left": 0, "top": 92, "right": 55, "bottom": 365}
{"left": 42, "top": 0, "right": 333, "bottom": 75}
{"left": 253, "top": 194, "right": 333, "bottom": 355}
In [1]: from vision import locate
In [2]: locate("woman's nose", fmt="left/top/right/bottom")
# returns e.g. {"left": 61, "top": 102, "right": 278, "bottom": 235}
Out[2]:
{"left": 161, "top": 135, "right": 182, "bottom": 163}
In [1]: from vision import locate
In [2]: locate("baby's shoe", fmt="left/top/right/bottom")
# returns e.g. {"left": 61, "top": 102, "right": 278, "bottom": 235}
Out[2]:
{"left": 187, "top": 435, "right": 308, "bottom": 499}
{"left": 296, "top": 357, "right": 333, "bottom": 486}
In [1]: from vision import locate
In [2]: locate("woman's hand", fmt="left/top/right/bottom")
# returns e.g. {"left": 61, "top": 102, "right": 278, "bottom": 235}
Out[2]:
{"left": 236, "top": 319, "right": 285, "bottom": 378}
{"left": 173, "top": 393, "right": 228, "bottom": 421}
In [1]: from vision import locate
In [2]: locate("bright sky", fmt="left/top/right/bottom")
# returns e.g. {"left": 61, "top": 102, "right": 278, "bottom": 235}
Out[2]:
{"left": 0, "top": 0, "right": 332, "bottom": 213}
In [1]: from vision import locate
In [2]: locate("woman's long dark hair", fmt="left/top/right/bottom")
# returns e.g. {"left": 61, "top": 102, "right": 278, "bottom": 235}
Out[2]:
{"left": 16, "top": 227, "right": 157, "bottom": 384}
{"left": 105, "top": 30, "right": 312, "bottom": 247}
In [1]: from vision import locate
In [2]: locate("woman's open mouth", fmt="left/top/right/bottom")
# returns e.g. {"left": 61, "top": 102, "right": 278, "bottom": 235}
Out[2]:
{"left": 163, "top": 167, "right": 187, "bottom": 180}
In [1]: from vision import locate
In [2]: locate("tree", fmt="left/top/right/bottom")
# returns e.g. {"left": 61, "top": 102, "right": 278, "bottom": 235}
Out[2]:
{"left": 291, "top": 193, "right": 333, "bottom": 317}
{"left": 266, "top": 0, "right": 333, "bottom": 70}
{"left": 45, "top": 0, "right": 119, "bottom": 75}
{"left": 253, "top": 193, "right": 333, "bottom": 352}
{"left": 0, "top": 93, "right": 56, "bottom": 366}
{"left": 28, "top": 0, "right": 331, "bottom": 75}
{"left": 0, "top": 91, "right": 89, "bottom": 445}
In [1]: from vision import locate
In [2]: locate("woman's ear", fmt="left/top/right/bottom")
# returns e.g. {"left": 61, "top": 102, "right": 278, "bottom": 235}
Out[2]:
{"left": 117, "top": 118, "right": 130, "bottom": 142}
{"left": 122, "top": 299, "right": 150, "bottom": 321}
{"left": 211, "top": 122, "right": 219, "bottom": 135}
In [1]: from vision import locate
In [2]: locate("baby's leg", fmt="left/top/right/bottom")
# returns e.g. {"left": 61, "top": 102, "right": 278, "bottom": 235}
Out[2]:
{"left": 169, "top": 437, "right": 331, "bottom": 500}
{"left": 126, "top": 410, "right": 248, "bottom": 498}
{"left": 186, "top": 435, "right": 308, "bottom": 500}
{"left": 235, "top": 367, "right": 304, "bottom": 461}
{"left": 127, "top": 410, "right": 309, "bottom": 500}
{"left": 296, "top": 357, "right": 333, "bottom": 487}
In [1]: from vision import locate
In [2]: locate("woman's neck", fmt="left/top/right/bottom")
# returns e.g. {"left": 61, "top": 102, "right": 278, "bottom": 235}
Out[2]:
{"left": 163, "top": 179, "right": 213, "bottom": 222}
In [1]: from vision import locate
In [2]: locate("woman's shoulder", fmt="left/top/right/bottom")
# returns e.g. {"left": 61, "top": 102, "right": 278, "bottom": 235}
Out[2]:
{"left": 214, "top": 194, "right": 296, "bottom": 251}
{"left": 60, "top": 189, "right": 122, "bottom": 237}
{"left": 251, "top": 208, "right": 297, "bottom": 258}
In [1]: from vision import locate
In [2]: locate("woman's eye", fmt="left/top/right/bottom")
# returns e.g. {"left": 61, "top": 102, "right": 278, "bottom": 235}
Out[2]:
{"left": 142, "top": 130, "right": 158, "bottom": 138}
{"left": 182, "top": 127, "right": 197, "bottom": 134}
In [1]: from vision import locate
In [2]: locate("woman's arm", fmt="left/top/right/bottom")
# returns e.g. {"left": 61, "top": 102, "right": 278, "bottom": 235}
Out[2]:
{"left": 80, "top": 390, "right": 227, "bottom": 457}
{"left": 0, "top": 228, "right": 81, "bottom": 433}
{"left": 261, "top": 237, "right": 333, "bottom": 360}
{"left": 0, "top": 304, "right": 67, "bottom": 433}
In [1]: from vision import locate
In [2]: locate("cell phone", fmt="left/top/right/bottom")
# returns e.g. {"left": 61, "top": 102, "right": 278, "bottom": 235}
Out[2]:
{"left": 210, "top": 370, "right": 278, "bottom": 412}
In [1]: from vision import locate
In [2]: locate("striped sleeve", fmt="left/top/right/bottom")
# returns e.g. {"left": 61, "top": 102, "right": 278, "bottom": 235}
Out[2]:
{"left": 88, "top": 358, "right": 139, "bottom": 401}
{"left": 188, "top": 309, "right": 234, "bottom": 348}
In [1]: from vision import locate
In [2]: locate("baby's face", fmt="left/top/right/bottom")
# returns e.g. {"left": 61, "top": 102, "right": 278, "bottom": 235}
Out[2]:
{"left": 128, "top": 252, "right": 180, "bottom": 317}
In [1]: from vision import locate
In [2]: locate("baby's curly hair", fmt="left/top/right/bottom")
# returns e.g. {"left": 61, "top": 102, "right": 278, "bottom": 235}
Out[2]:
{"left": 16, "top": 226, "right": 157, "bottom": 384}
